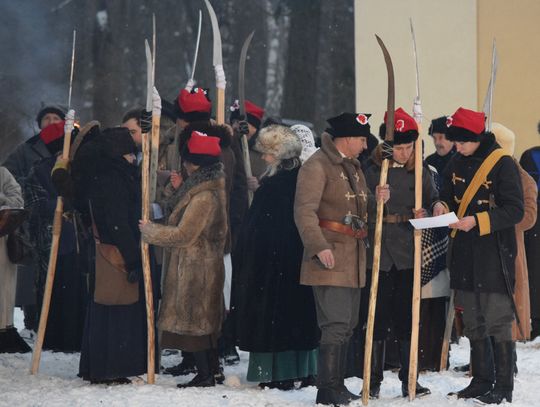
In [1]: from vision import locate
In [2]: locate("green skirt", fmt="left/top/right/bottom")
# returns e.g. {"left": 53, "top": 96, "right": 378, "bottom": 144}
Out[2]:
{"left": 246, "top": 349, "right": 318, "bottom": 382}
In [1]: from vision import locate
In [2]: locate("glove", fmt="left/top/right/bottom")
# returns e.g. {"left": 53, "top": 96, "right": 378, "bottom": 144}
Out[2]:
{"left": 238, "top": 120, "right": 249, "bottom": 136}
{"left": 412, "top": 96, "right": 423, "bottom": 124}
{"left": 152, "top": 86, "right": 162, "bottom": 117}
{"left": 140, "top": 109, "right": 152, "bottom": 133}
{"left": 185, "top": 78, "right": 196, "bottom": 92}
{"left": 127, "top": 266, "right": 142, "bottom": 283}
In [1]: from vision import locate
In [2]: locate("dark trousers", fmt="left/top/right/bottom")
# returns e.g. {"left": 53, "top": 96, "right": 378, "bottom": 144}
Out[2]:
{"left": 364, "top": 266, "right": 414, "bottom": 341}
{"left": 312, "top": 286, "right": 361, "bottom": 345}
{"left": 455, "top": 290, "right": 514, "bottom": 342}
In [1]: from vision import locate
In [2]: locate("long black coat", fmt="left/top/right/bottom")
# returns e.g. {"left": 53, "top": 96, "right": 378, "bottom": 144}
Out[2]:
{"left": 520, "top": 146, "right": 540, "bottom": 318}
{"left": 440, "top": 134, "right": 524, "bottom": 293}
{"left": 231, "top": 167, "right": 319, "bottom": 353}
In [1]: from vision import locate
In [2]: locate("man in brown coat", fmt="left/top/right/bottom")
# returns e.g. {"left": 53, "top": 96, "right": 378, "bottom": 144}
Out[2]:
{"left": 295, "top": 113, "right": 388, "bottom": 406}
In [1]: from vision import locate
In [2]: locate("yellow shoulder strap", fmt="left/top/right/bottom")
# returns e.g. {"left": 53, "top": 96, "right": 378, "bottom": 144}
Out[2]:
{"left": 450, "top": 148, "right": 508, "bottom": 238}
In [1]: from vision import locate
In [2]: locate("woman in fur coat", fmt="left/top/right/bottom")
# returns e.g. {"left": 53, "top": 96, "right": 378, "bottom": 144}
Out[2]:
{"left": 231, "top": 125, "right": 319, "bottom": 390}
{"left": 140, "top": 130, "right": 228, "bottom": 388}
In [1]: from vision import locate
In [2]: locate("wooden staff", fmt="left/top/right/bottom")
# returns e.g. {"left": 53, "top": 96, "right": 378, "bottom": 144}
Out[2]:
{"left": 31, "top": 30, "right": 76, "bottom": 375}
{"left": 142, "top": 39, "right": 156, "bottom": 384}
{"left": 362, "top": 34, "right": 394, "bottom": 406}
{"left": 408, "top": 125, "right": 423, "bottom": 400}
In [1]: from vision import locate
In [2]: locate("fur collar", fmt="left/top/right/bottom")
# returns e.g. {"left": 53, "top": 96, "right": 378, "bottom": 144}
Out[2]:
{"left": 167, "top": 162, "right": 225, "bottom": 219}
{"left": 371, "top": 143, "right": 416, "bottom": 172}
{"left": 320, "top": 132, "right": 362, "bottom": 169}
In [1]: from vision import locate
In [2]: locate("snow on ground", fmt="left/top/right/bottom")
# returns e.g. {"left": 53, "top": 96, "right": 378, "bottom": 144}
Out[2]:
{"left": 2, "top": 308, "right": 540, "bottom": 406}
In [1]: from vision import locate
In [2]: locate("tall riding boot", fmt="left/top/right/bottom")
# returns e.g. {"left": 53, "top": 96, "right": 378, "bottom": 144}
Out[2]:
{"left": 207, "top": 348, "right": 225, "bottom": 384}
{"left": 340, "top": 341, "right": 360, "bottom": 401}
{"left": 398, "top": 340, "right": 431, "bottom": 398}
{"left": 164, "top": 351, "right": 197, "bottom": 376}
{"left": 315, "top": 344, "right": 351, "bottom": 406}
{"left": 368, "top": 340, "right": 385, "bottom": 399}
{"left": 475, "top": 341, "right": 514, "bottom": 404}
{"left": 177, "top": 350, "right": 215, "bottom": 388}
{"left": 450, "top": 337, "right": 494, "bottom": 399}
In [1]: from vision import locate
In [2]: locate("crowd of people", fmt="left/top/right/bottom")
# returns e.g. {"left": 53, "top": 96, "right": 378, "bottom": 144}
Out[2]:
{"left": 0, "top": 80, "right": 538, "bottom": 406}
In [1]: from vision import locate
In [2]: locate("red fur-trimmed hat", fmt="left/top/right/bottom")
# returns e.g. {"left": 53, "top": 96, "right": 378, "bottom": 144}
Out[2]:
{"left": 182, "top": 130, "right": 222, "bottom": 167}
{"left": 177, "top": 88, "right": 212, "bottom": 122}
{"left": 446, "top": 107, "right": 486, "bottom": 142}
{"left": 229, "top": 99, "right": 265, "bottom": 129}
{"left": 384, "top": 107, "right": 418, "bottom": 145}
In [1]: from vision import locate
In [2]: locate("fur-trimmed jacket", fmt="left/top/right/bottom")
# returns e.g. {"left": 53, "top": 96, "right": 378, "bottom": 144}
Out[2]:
{"left": 141, "top": 162, "right": 227, "bottom": 336}
{"left": 294, "top": 133, "right": 373, "bottom": 288}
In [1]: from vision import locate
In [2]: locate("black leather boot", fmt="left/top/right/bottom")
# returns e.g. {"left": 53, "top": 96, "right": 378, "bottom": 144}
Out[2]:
{"left": 0, "top": 326, "right": 32, "bottom": 354}
{"left": 369, "top": 340, "right": 385, "bottom": 399}
{"left": 449, "top": 337, "right": 494, "bottom": 399}
{"left": 177, "top": 351, "right": 215, "bottom": 388}
{"left": 315, "top": 344, "right": 351, "bottom": 406}
{"left": 398, "top": 340, "right": 431, "bottom": 398}
{"left": 475, "top": 341, "right": 513, "bottom": 404}
{"left": 207, "top": 348, "right": 225, "bottom": 384}
{"left": 339, "top": 341, "right": 359, "bottom": 401}
{"left": 164, "top": 351, "right": 197, "bottom": 376}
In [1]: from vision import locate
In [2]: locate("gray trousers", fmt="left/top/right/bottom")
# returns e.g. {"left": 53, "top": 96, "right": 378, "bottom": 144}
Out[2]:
{"left": 313, "top": 286, "right": 361, "bottom": 345}
{"left": 456, "top": 290, "right": 514, "bottom": 342}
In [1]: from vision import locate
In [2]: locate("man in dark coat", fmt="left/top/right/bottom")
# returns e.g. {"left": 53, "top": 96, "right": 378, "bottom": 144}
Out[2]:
{"left": 426, "top": 116, "right": 456, "bottom": 175}
{"left": 519, "top": 126, "right": 540, "bottom": 339}
{"left": 3, "top": 105, "right": 65, "bottom": 333}
{"left": 363, "top": 108, "right": 442, "bottom": 398}
{"left": 24, "top": 120, "right": 89, "bottom": 351}
{"left": 438, "top": 107, "right": 524, "bottom": 404}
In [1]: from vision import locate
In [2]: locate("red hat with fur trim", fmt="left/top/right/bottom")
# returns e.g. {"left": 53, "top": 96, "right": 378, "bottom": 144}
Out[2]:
{"left": 229, "top": 99, "right": 265, "bottom": 129}
{"left": 181, "top": 130, "right": 222, "bottom": 167}
{"left": 178, "top": 88, "right": 212, "bottom": 122}
{"left": 446, "top": 107, "right": 486, "bottom": 142}
{"left": 384, "top": 107, "right": 418, "bottom": 145}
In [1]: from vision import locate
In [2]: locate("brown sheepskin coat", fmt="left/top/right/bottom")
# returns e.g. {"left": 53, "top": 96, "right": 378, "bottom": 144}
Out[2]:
{"left": 513, "top": 162, "right": 538, "bottom": 340}
{"left": 294, "top": 132, "right": 372, "bottom": 288}
{"left": 141, "top": 163, "right": 227, "bottom": 336}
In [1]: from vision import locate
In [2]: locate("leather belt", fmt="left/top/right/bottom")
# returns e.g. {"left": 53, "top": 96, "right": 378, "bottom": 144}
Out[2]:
{"left": 319, "top": 219, "right": 367, "bottom": 239}
{"left": 383, "top": 213, "right": 412, "bottom": 223}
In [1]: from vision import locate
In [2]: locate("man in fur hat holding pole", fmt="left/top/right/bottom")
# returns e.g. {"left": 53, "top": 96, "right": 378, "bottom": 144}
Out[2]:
{"left": 294, "top": 112, "right": 389, "bottom": 406}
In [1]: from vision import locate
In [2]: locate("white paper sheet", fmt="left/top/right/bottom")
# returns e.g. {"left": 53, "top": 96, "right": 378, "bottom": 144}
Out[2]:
{"left": 408, "top": 212, "right": 459, "bottom": 229}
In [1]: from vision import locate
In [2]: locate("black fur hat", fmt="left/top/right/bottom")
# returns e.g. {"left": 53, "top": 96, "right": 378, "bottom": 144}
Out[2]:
{"left": 428, "top": 116, "right": 448, "bottom": 136}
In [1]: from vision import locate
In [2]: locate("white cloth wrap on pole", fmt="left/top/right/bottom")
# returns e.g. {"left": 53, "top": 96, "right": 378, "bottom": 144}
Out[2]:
{"left": 412, "top": 96, "right": 423, "bottom": 123}
{"left": 214, "top": 64, "right": 226, "bottom": 90}
{"left": 223, "top": 253, "right": 232, "bottom": 310}
{"left": 152, "top": 86, "right": 162, "bottom": 117}
{"left": 185, "top": 78, "right": 196, "bottom": 92}
{"left": 64, "top": 109, "right": 75, "bottom": 134}
{"left": 0, "top": 236, "right": 17, "bottom": 328}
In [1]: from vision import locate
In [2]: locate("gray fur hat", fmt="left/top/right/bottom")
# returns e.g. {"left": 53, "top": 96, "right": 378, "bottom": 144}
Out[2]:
{"left": 255, "top": 124, "right": 302, "bottom": 160}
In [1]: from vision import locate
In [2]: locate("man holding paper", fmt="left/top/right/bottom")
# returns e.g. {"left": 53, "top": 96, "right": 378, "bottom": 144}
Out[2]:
{"left": 438, "top": 107, "right": 524, "bottom": 404}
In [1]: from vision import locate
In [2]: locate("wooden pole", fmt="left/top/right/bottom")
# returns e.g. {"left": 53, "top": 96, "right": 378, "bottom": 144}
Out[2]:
{"left": 440, "top": 290, "right": 455, "bottom": 371}
{"left": 30, "top": 119, "right": 74, "bottom": 375}
{"left": 216, "top": 88, "right": 225, "bottom": 125}
{"left": 141, "top": 131, "right": 156, "bottom": 384}
{"left": 241, "top": 135, "right": 254, "bottom": 205}
{"left": 362, "top": 159, "right": 389, "bottom": 405}
{"left": 408, "top": 128, "right": 423, "bottom": 400}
